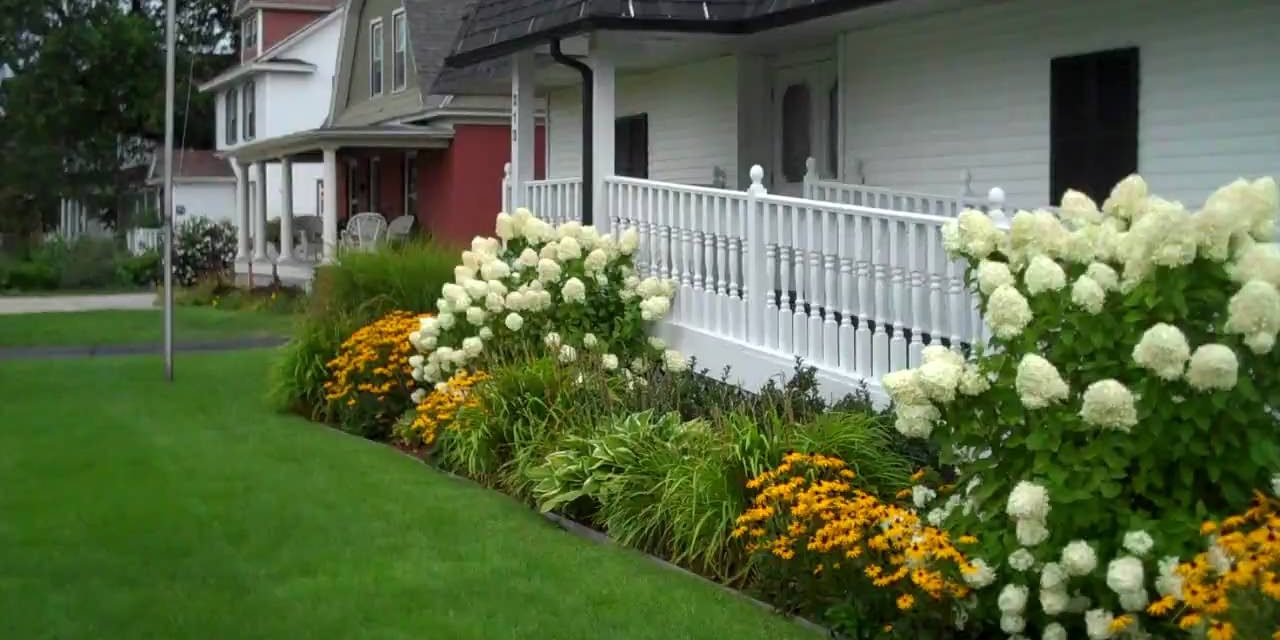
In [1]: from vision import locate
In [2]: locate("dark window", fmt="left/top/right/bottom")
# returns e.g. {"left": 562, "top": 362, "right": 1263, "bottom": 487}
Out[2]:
{"left": 346, "top": 163, "right": 360, "bottom": 216}
{"left": 781, "top": 84, "right": 811, "bottom": 182}
{"left": 225, "top": 87, "right": 238, "bottom": 145}
{"left": 404, "top": 154, "right": 418, "bottom": 214}
{"left": 1051, "top": 47, "right": 1139, "bottom": 205}
{"left": 828, "top": 83, "right": 839, "bottom": 179}
{"left": 370, "top": 20, "right": 384, "bottom": 96}
{"left": 615, "top": 114, "right": 649, "bottom": 179}
{"left": 392, "top": 11, "right": 408, "bottom": 91}
{"left": 242, "top": 80, "right": 255, "bottom": 140}
{"left": 369, "top": 158, "right": 381, "bottom": 212}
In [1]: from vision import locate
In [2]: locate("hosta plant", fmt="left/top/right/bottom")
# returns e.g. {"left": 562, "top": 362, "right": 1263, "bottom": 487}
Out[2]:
{"left": 884, "top": 175, "right": 1280, "bottom": 638}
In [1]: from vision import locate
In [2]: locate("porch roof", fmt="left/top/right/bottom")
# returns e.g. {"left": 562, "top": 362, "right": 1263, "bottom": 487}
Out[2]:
{"left": 223, "top": 124, "right": 454, "bottom": 163}
{"left": 442, "top": 0, "right": 890, "bottom": 67}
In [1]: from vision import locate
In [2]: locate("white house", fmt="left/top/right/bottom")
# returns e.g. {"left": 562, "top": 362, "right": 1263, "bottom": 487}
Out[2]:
{"left": 435, "top": 0, "right": 1280, "bottom": 399}
{"left": 199, "top": 0, "right": 343, "bottom": 279}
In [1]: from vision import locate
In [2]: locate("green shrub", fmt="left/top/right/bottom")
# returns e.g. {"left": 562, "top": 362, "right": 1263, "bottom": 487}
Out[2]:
{"left": 5, "top": 260, "right": 60, "bottom": 290}
{"left": 115, "top": 250, "right": 160, "bottom": 287}
{"left": 58, "top": 237, "right": 120, "bottom": 289}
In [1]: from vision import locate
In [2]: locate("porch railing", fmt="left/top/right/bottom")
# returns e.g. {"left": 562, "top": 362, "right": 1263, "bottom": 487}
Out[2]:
{"left": 802, "top": 157, "right": 1003, "bottom": 218}
{"left": 126, "top": 227, "right": 163, "bottom": 255}
{"left": 502, "top": 164, "right": 583, "bottom": 227}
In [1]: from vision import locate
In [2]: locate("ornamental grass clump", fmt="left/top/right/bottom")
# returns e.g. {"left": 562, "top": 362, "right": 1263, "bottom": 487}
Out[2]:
{"left": 323, "top": 310, "right": 428, "bottom": 439}
{"left": 887, "top": 175, "right": 1280, "bottom": 638}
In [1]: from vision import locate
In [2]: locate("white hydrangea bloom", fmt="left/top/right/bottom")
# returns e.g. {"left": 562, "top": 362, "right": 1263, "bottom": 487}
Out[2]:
{"left": 536, "top": 258, "right": 563, "bottom": 283}
{"left": 454, "top": 265, "right": 477, "bottom": 283}
{"left": 662, "top": 349, "right": 688, "bottom": 373}
{"left": 1132, "top": 323, "right": 1191, "bottom": 379}
{"left": 1118, "top": 587, "right": 1148, "bottom": 612}
{"left": 438, "top": 311, "right": 456, "bottom": 328}
{"left": 1000, "top": 615, "right": 1026, "bottom": 634}
{"left": 1084, "top": 609, "right": 1116, "bottom": 640}
{"left": 1208, "top": 542, "right": 1233, "bottom": 574}
{"left": 1015, "top": 355, "right": 1069, "bottom": 409}
{"left": 561, "top": 277, "right": 587, "bottom": 303}
{"left": 1185, "top": 343, "right": 1239, "bottom": 392}
{"left": 1042, "top": 622, "right": 1067, "bottom": 640}
{"left": 462, "top": 336, "right": 484, "bottom": 358}
{"left": 463, "top": 278, "right": 490, "bottom": 301}
{"left": 584, "top": 248, "right": 609, "bottom": 274}
{"left": 410, "top": 387, "right": 427, "bottom": 404}
{"left": 465, "top": 306, "right": 487, "bottom": 326}
{"left": 1067, "top": 591, "right": 1092, "bottom": 614}
{"left": 461, "top": 250, "right": 480, "bottom": 270}
{"left": 1225, "top": 280, "right": 1280, "bottom": 353}
{"left": 958, "top": 365, "right": 990, "bottom": 396}
{"left": 556, "top": 236, "right": 583, "bottom": 261}
{"left": 619, "top": 228, "right": 640, "bottom": 255}
{"left": 1009, "top": 549, "right": 1036, "bottom": 572}
{"left": 1105, "top": 556, "right": 1144, "bottom": 594}
{"left": 1272, "top": 474, "right": 1280, "bottom": 498}
{"left": 639, "top": 296, "right": 671, "bottom": 321}
{"left": 1102, "top": 174, "right": 1149, "bottom": 220}
{"left": 1071, "top": 275, "right": 1106, "bottom": 314}
{"left": 942, "top": 209, "right": 1002, "bottom": 259}
{"left": 1040, "top": 562, "right": 1068, "bottom": 591}
{"left": 1120, "top": 197, "right": 1198, "bottom": 277}
{"left": 998, "top": 584, "right": 1029, "bottom": 614}
{"left": 517, "top": 248, "right": 540, "bottom": 269}
{"left": 544, "top": 332, "right": 561, "bottom": 349}
{"left": 408, "top": 354, "right": 424, "bottom": 368}
{"left": 480, "top": 259, "right": 511, "bottom": 281}
{"left": 581, "top": 333, "right": 599, "bottom": 349}
{"left": 1006, "top": 481, "right": 1051, "bottom": 522}
{"left": 977, "top": 260, "right": 1016, "bottom": 295}
{"left": 504, "top": 312, "right": 524, "bottom": 331}
{"left": 1079, "top": 379, "right": 1138, "bottom": 431}
{"left": 1229, "top": 242, "right": 1280, "bottom": 287}
{"left": 558, "top": 344, "right": 577, "bottom": 363}
{"left": 963, "top": 558, "right": 996, "bottom": 588}
{"left": 1008, "top": 210, "right": 1070, "bottom": 266}
{"left": 421, "top": 316, "right": 440, "bottom": 336}
{"left": 647, "top": 337, "right": 666, "bottom": 351}
{"left": 484, "top": 292, "right": 506, "bottom": 313}
{"left": 883, "top": 369, "right": 929, "bottom": 406}
{"left": 1024, "top": 255, "right": 1068, "bottom": 295}
{"left": 893, "top": 403, "right": 939, "bottom": 439}
{"left": 917, "top": 359, "right": 962, "bottom": 404}
{"left": 479, "top": 327, "right": 494, "bottom": 340}
{"left": 911, "top": 485, "right": 937, "bottom": 509}
{"left": 1017, "top": 519, "right": 1051, "bottom": 547}
{"left": 1040, "top": 588, "right": 1069, "bottom": 616}
{"left": 601, "top": 353, "right": 619, "bottom": 371}
{"left": 1122, "top": 531, "right": 1154, "bottom": 557}
{"left": 986, "top": 285, "right": 1034, "bottom": 338}
{"left": 1060, "top": 190, "right": 1102, "bottom": 227}
{"left": 1061, "top": 541, "right": 1098, "bottom": 576}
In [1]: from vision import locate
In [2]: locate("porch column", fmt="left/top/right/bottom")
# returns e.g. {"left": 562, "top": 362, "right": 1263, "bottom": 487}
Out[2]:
{"left": 510, "top": 49, "right": 535, "bottom": 211}
{"left": 321, "top": 148, "right": 339, "bottom": 263}
{"left": 278, "top": 156, "right": 295, "bottom": 263}
{"left": 252, "top": 161, "right": 268, "bottom": 261}
{"left": 235, "top": 161, "right": 251, "bottom": 261}
{"left": 589, "top": 47, "right": 615, "bottom": 232}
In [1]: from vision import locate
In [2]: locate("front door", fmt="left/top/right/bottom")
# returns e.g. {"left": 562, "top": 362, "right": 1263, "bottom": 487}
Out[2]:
{"left": 771, "top": 49, "right": 837, "bottom": 196}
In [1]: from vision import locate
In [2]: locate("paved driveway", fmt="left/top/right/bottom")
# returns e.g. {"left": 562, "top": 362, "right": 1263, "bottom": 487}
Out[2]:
{"left": 0, "top": 293, "right": 155, "bottom": 315}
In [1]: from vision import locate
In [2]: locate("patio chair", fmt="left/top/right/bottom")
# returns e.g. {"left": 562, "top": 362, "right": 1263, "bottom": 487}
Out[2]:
{"left": 386, "top": 215, "right": 415, "bottom": 243}
{"left": 341, "top": 212, "right": 388, "bottom": 252}
{"left": 292, "top": 215, "right": 324, "bottom": 262}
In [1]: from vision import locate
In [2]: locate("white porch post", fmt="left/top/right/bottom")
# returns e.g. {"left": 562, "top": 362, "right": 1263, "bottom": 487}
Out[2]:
{"left": 321, "top": 148, "right": 339, "bottom": 263}
{"left": 510, "top": 50, "right": 535, "bottom": 211}
{"left": 235, "top": 161, "right": 251, "bottom": 262}
{"left": 59, "top": 200, "right": 66, "bottom": 238}
{"left": 589, "top": 46, "right": 615, "bottom": 232}
{"left": 252, "top": 161, "right": 268, "bottom": 261}
{"left": 279, "top": 156, "right": 295, "bottom": 263}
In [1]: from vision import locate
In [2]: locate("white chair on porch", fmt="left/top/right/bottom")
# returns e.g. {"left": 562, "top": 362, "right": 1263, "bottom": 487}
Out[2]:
{"left": 386, "top": 215, "right": 415, "bottom": 243}
{"left": 341, "top": 212, "right": 388, "bottom": 252}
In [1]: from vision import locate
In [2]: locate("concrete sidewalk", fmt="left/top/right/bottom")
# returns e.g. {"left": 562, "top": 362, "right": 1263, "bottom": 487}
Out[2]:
{"left": 0, "top": 293, "right": 155, "bottom": 315}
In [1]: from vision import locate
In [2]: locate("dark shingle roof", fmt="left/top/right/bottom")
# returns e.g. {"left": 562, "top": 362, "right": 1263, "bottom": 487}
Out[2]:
{"left": 445, "top": 0, "right": 886, "bottom": 66}
{"left": 404, "top": 0, "right": 478, "bottom": 102}
{"left": 234, "top": 0, "right": 342, "bottom": 18}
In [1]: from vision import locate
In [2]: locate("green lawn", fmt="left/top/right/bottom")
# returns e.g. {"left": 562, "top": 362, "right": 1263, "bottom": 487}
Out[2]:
{"left": 0, "top": 349, "right": 817, "bottom": 639}
{"left": 0, "top": 307, "right": 297, "bottom": 348}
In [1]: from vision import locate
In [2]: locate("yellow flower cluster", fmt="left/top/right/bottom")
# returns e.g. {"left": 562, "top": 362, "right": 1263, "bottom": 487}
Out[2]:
{"left": 406, "top": 369, "right": 489, "bottom": 446}
{"left": 324, "top": 311, "right": 427, "bottom": 415}
{"left": 1153, "top": 492, "right": 1280, "bottom": 640}
{"left": 734, "top": 453, "right": 974, "bottom": 608}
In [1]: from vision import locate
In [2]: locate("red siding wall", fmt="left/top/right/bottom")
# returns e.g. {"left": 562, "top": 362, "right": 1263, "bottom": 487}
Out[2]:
{"left": 261, "top": 10, "right": 323, "bottom": 54}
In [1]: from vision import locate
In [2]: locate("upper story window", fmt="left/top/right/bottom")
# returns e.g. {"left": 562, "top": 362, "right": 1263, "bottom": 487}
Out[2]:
{"left": 242, "top": 12, "right": 258, "bottom": 55}
{"left": 242, "top": 80, "right": 256, "bottom": 141}
{"left": 392, "top": 10, "right": 407, "bottom": 92}
{"left": 225, "top": 87, "right": 239, "bottom": 145}
{"left": 369, "top": 19, "right": 384, "bottom": 97}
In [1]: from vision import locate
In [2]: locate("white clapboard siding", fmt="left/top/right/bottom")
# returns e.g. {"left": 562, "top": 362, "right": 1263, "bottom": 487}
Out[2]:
{"left": 548, "top": 56, "right": 738, "bottom": 186}
{"left": 841, "top": 0, "right": 1280, "bottom": 207}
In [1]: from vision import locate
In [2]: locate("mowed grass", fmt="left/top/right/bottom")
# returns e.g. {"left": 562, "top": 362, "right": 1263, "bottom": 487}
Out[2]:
{"left": 0, "top": 307, "right": 296, "bottom": 348}
{"left": 0, "top": 350, "right": 818, "bottom": 640}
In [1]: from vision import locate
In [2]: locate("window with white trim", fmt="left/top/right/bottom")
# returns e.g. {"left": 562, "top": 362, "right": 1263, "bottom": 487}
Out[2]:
{"left": 369, "top": 19, "right": 384, "bottom": 96}
{"left": 242, "top": 80, "right": 256, "bottom": 140}
{"left": 392, "top": 11, "right": 408, "bottom": 92}
{"left": 225, "top": 87, "right": 238, "bottom": 145}
{"left": 242, "top": 13, "right": 258, "bottom": 55}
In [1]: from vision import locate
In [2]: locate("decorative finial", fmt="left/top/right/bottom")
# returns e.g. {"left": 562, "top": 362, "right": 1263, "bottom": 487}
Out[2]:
{"left": 748, "top": 165, "right": 766, "bottom": 195}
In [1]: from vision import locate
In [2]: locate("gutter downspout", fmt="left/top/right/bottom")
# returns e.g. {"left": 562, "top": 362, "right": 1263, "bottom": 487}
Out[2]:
{"left": 549, "top": 39, "right": 593, "bottom": 225}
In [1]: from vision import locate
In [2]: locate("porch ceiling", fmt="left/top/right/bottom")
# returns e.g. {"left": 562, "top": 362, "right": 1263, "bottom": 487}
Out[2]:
{"left": 223, "top": 125, "right": 453, "bottom": 163}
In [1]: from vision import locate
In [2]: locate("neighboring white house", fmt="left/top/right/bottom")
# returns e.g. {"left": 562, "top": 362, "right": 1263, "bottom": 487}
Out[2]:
{"left": 437, "top": 0, "right": 1280, "bottom": 401}
{"left": 198, "top": 0, "right": 343, "bottom": 278}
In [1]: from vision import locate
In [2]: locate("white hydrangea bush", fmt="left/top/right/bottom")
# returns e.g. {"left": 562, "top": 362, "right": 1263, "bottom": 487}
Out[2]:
{"left": 408, "top": 208, "right": 681, "bottom": 389}
{"left": 891, "top": 175, "right": 1280, "bottom": 638}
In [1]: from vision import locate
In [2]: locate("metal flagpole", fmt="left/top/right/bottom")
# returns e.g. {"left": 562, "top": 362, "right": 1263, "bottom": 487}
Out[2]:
{"left": 162, "top": 0, "right": 177, "bottom": 381}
